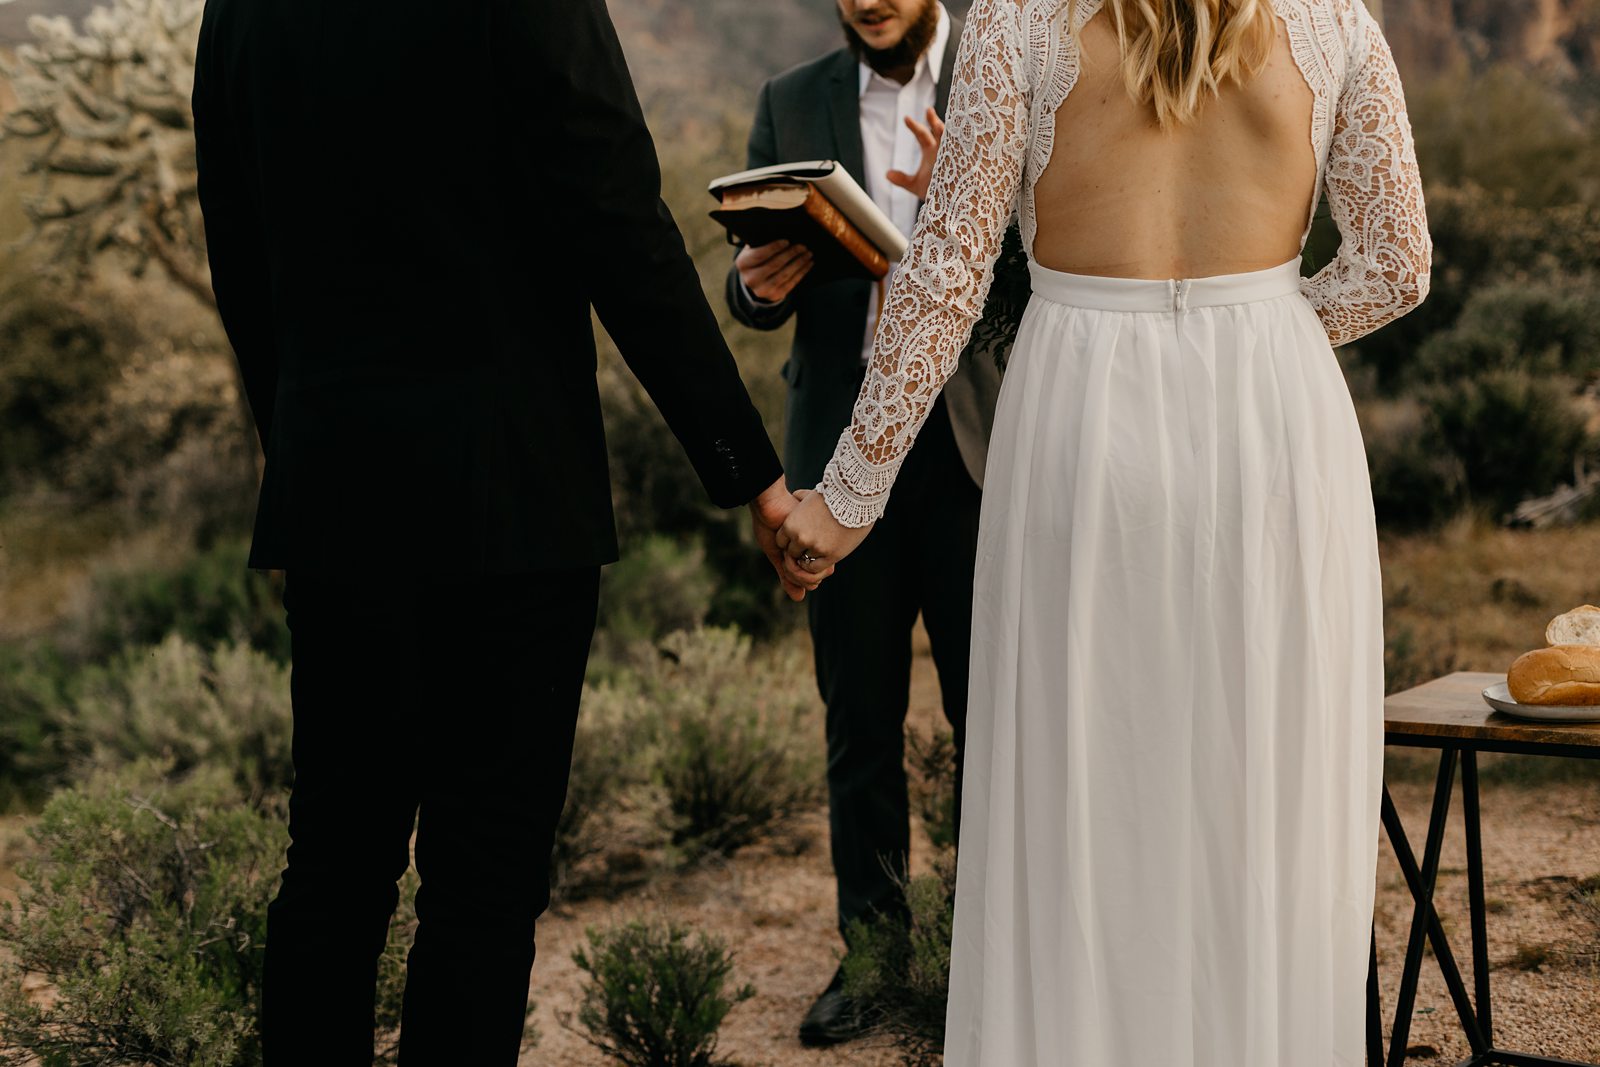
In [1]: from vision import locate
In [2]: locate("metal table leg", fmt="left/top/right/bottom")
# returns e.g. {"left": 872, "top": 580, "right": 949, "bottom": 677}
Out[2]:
{"left": 1461, "top": 750, "right": 1492, "bottom": 1047}
{"left": 1381, "top": 770, "right": 1490, "bottom": 1056}
{"left": 1373, "top": 747, "right": 1599, "bottom": 1067}
{"left": 1369, "top": 929, "right": 1384, "bottom": 1065}
{"left": 1385, "top": 748, "right": 1488, "bottom": 1067}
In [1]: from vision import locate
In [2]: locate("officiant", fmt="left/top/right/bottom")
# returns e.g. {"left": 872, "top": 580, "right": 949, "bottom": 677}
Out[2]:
{"left": 724, "top": 0, "right": 1007, "bottom": 1047}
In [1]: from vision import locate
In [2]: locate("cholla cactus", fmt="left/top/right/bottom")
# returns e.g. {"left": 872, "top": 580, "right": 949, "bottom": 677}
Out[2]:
{"left": 0, "top": 0, "right": 211, "bottom": 306}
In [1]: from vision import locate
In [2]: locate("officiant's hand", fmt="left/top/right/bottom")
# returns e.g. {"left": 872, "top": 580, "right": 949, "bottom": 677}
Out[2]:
{"left": 751, "top": 477, "right": 829, "bottom": 601}
{"left": 885, "top": 107, "right": 945, "bottom": 201}
{"left": 737, "top": 239, "right": 814, "bottom": 303}
{"left": 774, "top": 489, "right": 871, "bottom": 586}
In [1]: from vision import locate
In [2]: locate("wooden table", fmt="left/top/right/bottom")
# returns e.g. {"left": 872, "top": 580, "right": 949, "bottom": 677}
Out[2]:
{"left": 1371, "top": 671, "right": 1600, "bottom": 1067}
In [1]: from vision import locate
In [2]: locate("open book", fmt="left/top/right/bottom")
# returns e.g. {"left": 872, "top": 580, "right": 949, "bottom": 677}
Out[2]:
{"left": 708, "top": 161, "right": 909, "bottom": 288}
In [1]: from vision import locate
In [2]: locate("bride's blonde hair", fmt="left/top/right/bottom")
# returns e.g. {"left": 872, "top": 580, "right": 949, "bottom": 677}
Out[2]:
{"left": 1072, "top": 0, "right": 1278, "bottom": 128}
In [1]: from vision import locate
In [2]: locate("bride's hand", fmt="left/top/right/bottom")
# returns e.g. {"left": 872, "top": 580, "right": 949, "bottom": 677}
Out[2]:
{"left": 774, "top": 489, "right": 871, "bottom": 586}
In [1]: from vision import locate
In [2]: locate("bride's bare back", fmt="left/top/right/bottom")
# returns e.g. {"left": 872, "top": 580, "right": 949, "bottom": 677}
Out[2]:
{"left": 813, "top": 0, "right": 1433, "bottom": 527}
{"left": 1032, "top": 13, "right": 1317, "bottom": 278}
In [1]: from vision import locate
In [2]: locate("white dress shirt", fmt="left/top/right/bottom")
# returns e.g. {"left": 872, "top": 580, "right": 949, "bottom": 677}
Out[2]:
{"left": 856, "top": 3, "right": 948, "bottom": 362}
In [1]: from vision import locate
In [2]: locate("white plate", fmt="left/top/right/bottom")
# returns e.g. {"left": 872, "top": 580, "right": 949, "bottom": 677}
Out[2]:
{"left": 1482, "top": 682, "right": 1600, "bottom": 722}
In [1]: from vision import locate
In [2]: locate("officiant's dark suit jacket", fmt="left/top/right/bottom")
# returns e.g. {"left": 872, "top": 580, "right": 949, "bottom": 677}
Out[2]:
{"left": 194, "top": 0, "right": 781, "bottom": 572}
{"left": 724, "top": 21, "right": 1003, "bottom": 492}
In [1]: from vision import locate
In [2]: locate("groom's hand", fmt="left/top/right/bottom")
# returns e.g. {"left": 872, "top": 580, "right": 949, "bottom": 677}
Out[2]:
{"left": 751, "top": 477, "right": 829, "bottom": 601}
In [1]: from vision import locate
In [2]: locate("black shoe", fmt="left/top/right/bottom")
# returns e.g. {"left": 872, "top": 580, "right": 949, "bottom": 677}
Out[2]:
{"left": 798, "top": 964, "right": 867, "bottom": 1047}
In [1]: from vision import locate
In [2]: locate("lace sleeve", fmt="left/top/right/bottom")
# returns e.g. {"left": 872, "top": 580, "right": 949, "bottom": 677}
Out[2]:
{"left": 816, "top": 0, "right": 1030, "bottom": 528}
{"left": 1301, "top": 0, "right": 1432, "bottom": 348}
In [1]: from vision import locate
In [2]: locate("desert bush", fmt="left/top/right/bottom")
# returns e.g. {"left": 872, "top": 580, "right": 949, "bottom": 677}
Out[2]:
{"left": 1357, "top": 398, "right": 1465, "bottom": 530}
{"left": 0, "top": 642, "right": 75, "bottom": 810}
{"left": 567, "top": 919, "right": 754, "bottom": 1067}
{"left": 649, "top": 627, "right": 823, "bottom": 858}
{"left": 0, "top": 277, "right": 253, "bottom": 534}
{"left": 597, "top": 536, "right": 716, "bottom": 650}
{"left": 64, "top": 636, "right": 292, "bottom": 806}
{"left": 0, "top": 762, "right": 426, "bottom": 1066}
{"left": 0, "top": 763, "right": 281, "bottom": 1067}
{"left": 1411, "top": 278, "right": 1600, "bottom": 385}
{"left": 0, "top": 285, "right": 124, "bottom": 496}
{"left": 552, "top": 678, "right": 672, "bottom": 900}
{"left": 74, "top": 539, "right": 288, "bottom": 663}
{"left": 841, "top": 861, "right": 959, "bottom": 1067}
{"left": 907, "top": 728, "right": 959, "bottom": 853}
{"left": 1348, "top": 184, "right": 1600, "bottom": 395}
{"left": 1409, "top": 63, "right": 1599, "bottom": 212}
{"left": 557, "top": 627, "right": 823, "bottom": 886}
{"left": 596, "top": 344, "right": 800, "bottom": 642}
{"left": 1422, "top": 369, "right": 1591, "bottom": 518}
{"left": 61, "top": 340, "right": 256, "bottom": 539}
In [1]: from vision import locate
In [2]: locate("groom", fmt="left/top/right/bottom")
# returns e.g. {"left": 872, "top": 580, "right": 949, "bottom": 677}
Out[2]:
{"left": 727, "top": 0, "right": 1003, "bottom": 1047}
{"left": 193, "top": 0, "right": 810, "bottom": 1062}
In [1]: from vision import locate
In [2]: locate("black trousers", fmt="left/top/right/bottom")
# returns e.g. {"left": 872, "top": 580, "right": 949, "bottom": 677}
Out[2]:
{"left": 807, "top": 397, "right": 980, "bottom": 941}
{"left": 261, "top": 568, "right": 600, "bottom": 1066}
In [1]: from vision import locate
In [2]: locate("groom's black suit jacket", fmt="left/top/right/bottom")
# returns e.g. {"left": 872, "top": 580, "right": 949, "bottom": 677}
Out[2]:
{"left": 193, "top": 0, "right": 781, "bottom": 572}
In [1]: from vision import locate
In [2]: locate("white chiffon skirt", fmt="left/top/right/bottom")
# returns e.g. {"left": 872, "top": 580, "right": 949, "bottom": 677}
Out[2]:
{"left": 944, "top": 258, "right": 1384, "bottom": 1066}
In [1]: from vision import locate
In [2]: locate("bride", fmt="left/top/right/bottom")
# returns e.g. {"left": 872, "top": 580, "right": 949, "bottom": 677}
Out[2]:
{"left": 775, "top": 0, "right": 1430, "bottom": 1062}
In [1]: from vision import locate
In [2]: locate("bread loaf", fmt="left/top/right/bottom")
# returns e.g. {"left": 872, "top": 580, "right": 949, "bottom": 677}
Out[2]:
{"left": 1546, "top": 604, "right": 1600, "bottom": 646}
{"left": 1508, "top": 646, "right": 1600, "bottom": 706}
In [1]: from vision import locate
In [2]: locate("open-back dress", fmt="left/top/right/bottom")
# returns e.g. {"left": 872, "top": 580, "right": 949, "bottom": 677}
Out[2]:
{"left": 813, "top": 0, "right": 1432, "bottom": 1062}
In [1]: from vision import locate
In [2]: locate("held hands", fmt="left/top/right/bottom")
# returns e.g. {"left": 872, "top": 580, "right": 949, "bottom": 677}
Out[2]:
{"left": 885, "top": 107, "right": 945, "bottom": 202}
{"left": 750, "top": 477, "right": 832, "bottom": 601}
{"left": 773, "top": 489, "right": 871, "bottom": 590}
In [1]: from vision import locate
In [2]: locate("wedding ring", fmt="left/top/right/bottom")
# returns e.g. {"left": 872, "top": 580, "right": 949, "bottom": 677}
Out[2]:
{"left": 800, "top": 552, "right": 819, "bottom": 565}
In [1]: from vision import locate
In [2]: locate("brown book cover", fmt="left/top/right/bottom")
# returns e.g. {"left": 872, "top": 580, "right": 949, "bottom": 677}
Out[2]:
{"left": 711, "top": 182, "right": 891, "bottom": 287}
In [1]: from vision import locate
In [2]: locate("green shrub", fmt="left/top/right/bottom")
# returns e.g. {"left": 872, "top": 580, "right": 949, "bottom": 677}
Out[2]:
{"left": 0, "top": 762, "right": 430, "bottom": 1066}
{"left": 0, "top": 281, "right": 255, "bottom": 533}
{"left": 75, "top": 540, "right": 289, "bottom": 663}
{"left": 557, "top": 627, "right": 823, "bottom": 890}
{"left": 1347, "top": 184, "right": 1600, "bottom": 395}
{"left": 597, "top": 536, "right": 715, "bottom": 649}
{"left": 1423, "top": 369, "right": 1591, "bottom": 518}
{"left": 841, "top": 861, "right": 958, "bottom": 1067}
{"left": 650, "top": 628, "right": 822, "bottom": 858}
{"left": 907, "top": 729, "right": 959, "bottom": 853}
{"left": 1409, "top": 63, "right": 1599, "bottom": 212}
{"left": 597, "top": 342, "right": 802, "bottom": 643}
{"left": 0, "top": 286, "right": 123, "bottom": 495}
{"left": 1357, "top": 398, "right": 1465, "bottom": 531}
{"left": 568, "top": 919, "right": 754, "bottom": 1067}
{"left": 57, "top": 340, "right": 256, "bottom": 539}
{"left": 65, "top": 636, "right": 293, "bottom": 806}
{"left": 0, "top": 763, "right": 283, "bottom": 1067}
{"left": 1411, "top": 278, "right": 1600, "bottom": 385}
{"left": 553, "top": 679, "right": 671, "bottom": 900}
{"left": 0, "top": 642, "right": 75, "bottom": 811}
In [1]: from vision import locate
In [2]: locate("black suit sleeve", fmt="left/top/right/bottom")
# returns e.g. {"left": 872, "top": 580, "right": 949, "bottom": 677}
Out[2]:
{"left": 192, "top": 6, "right": 277, "bottom": 450}
{"left": 725, "top": 80, "right": 798, "bottom": 332}
{"left": 504, "top": 0, "right": 781, "bottom": 509}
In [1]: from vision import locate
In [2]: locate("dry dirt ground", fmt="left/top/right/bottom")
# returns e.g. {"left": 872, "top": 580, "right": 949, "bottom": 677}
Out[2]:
{"left": 522, "top": 626, "right": 1600, "bottom": 1067}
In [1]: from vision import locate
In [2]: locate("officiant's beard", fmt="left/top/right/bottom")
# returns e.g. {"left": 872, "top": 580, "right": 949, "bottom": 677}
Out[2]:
{"left": 839, "top": 0, "right": 940, "bottom": 79}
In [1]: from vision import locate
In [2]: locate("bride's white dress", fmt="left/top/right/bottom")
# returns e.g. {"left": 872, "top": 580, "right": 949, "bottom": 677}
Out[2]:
{"left": 814, "top": 0, "right": 1432, "bottom": 1064}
